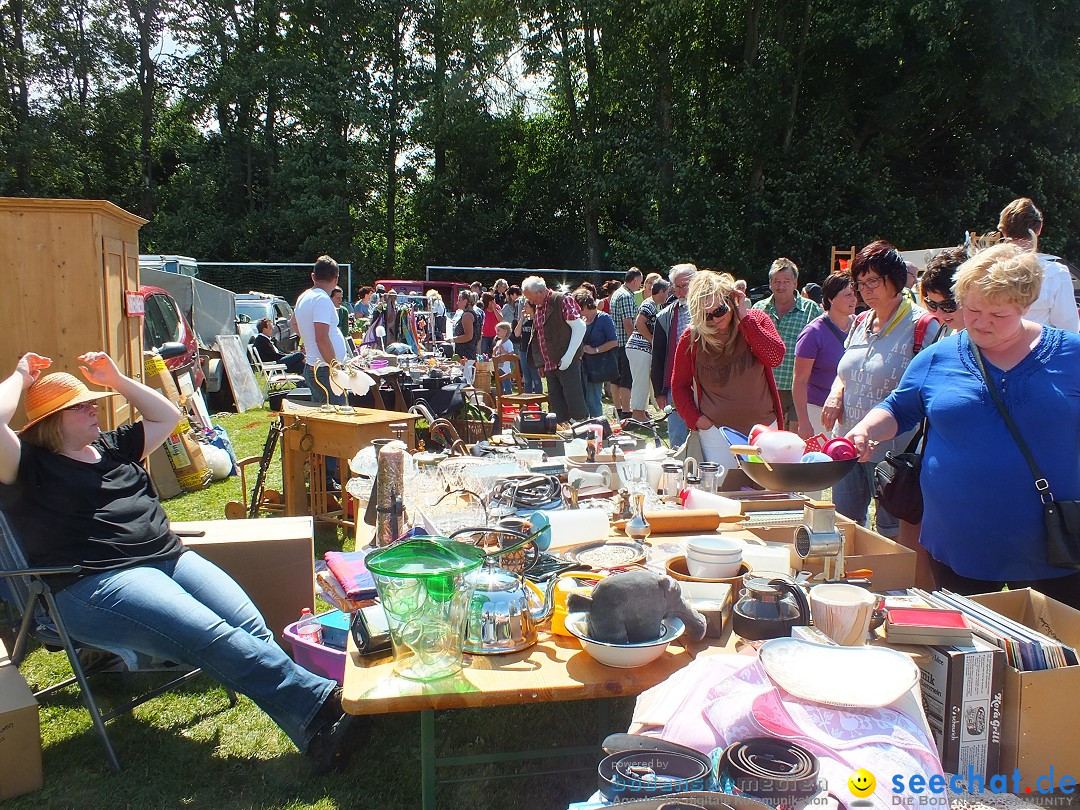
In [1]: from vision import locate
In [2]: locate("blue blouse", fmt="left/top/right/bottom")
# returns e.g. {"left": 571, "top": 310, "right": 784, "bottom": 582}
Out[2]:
{"left": 877, "top": 328, "right": 1080, "bottom": 580}
{"left": 584, "top": 312, "right": 617, "bottom": 349}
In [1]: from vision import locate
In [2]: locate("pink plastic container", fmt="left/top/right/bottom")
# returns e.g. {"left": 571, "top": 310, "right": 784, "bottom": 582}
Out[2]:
{"left": 284, "top": 620, "right": 346, "bottom": 684}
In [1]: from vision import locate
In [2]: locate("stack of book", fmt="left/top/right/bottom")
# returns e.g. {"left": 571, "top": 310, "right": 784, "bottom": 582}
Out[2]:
{"left": 911, "top": 588, "right": 1079, "bottom": 672}
{"left": 885, "top": 606, "right": 973, "bottom": 646}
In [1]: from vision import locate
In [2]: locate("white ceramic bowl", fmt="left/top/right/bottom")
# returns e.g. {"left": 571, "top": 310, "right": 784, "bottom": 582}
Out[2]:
{"left": 686, "top": 535, "right": 745, "bottom": 557}
{"left": 564, "top": 612, "right": 684, "bottom": 668}
{"left": 686, "top": 555, "right": 743, "bottom": 580}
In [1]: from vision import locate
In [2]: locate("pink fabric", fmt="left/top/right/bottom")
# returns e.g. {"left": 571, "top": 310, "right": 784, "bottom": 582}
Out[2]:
{"left": 630, "top": 654, "right": 944, "bottom": 810}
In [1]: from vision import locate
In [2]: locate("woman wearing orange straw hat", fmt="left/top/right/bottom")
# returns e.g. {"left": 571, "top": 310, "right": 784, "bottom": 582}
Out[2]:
{"left": 0, "top": 351, "right": 361, "bottom": 772}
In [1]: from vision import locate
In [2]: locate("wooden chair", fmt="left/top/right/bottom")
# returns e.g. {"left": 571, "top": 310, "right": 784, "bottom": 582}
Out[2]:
{"left": 830, "top": 245, "right": 857, "bottom": 275}
{"left": 492, "top": 353, "right": 547, "bottom": 423}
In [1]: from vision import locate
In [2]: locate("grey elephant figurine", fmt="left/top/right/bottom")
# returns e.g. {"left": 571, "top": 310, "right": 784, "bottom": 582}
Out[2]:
{"left": 566, "top": 570, "right": 707, "bottom": 644}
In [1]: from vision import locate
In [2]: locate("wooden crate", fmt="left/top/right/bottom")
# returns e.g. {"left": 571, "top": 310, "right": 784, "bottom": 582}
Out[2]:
{"left": 0, "top": 198, "right": 146, "bottom": 430}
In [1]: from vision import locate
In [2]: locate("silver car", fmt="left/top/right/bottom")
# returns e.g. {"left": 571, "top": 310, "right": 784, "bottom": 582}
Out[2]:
{"left": 236, "top": 292, "right": 298, "bottom": 351}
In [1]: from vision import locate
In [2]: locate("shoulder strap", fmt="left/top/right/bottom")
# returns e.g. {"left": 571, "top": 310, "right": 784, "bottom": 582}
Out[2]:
{"left": 913, "top": 313, "right": 937, "bottom": 354}
{"left": 970, "top": 343, "right": 1054, "bottom": 501}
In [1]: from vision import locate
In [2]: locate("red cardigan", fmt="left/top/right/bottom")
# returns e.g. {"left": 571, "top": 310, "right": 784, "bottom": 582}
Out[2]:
{"left": 670, "top": 308, "right": 786, "bottom": 430}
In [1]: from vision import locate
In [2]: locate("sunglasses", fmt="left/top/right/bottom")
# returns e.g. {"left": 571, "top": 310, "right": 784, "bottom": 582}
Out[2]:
{"left": 704, "top": 302, "right": 730, "bottom": 321}
{"left": 66, "top": 402, "right": 98, "bottom": 414}
{"left": 924, "top": 297, "right": 958, "bottom": 313}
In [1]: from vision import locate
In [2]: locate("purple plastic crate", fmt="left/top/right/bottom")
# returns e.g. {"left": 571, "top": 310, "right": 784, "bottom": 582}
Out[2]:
{"left": 284, "top": 620, "right": 346, "bottom": 684}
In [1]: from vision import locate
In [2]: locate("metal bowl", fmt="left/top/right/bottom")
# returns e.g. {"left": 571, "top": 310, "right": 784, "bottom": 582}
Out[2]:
{"left": 736, "top": 458, "right": 856, "bottom": 492}
{"left": 720, "top": 425, "right": 855, "bottom": 492}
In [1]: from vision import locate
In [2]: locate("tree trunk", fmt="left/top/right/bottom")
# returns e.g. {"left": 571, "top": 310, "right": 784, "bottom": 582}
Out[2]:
{"left": 782, "top": 0, "right": 812, "bottom": 155}
{"left": 2, "top": 0, "right": 31, "bottom": 192}
{"left": 654, "top": 40, "right": 674, "bottom": 228}
{"left": 126, "top": 0, "right": 159, "bottom": 218}
{"left": 743, "top": 0, "right": 764, "bottom": 66}
{"left": 385, "top": 12, "right": 403, "bottom": 275}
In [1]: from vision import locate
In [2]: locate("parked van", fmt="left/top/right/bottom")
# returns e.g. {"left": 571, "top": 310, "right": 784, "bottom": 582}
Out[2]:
{"left": 139, "top": 254, "right": 199, "bottom": 277}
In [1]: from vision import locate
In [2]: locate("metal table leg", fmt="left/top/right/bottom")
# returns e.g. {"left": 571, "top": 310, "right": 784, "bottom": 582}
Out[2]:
{"left": 421, "top": 709, "right": 437, "bottom": 810}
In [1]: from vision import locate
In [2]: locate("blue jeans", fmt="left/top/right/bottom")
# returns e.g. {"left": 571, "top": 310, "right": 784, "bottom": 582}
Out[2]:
{"left": 583, "top": 379, "right": 605, "bottom": 419}
{"left": 54, "top": 551, "right": 337, "bottom": 751}
{"left": 518, "top": 348, "right": 543, "bottom": 394}
{"left": 832, "top": 461, "right": 899, "bottom": 538}
{"left": 666, "top": 407, "right": 689, "bottom": 449}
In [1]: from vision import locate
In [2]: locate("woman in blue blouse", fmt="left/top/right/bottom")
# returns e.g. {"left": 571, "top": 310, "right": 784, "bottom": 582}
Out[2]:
{"left": 846, "top": 243, "right": 1080, "bottom": 608}
{"left": 576, "top": 290, "right": 619, "bottom": 419}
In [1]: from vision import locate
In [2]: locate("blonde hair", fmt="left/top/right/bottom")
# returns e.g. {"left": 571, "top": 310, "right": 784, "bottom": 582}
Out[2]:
{"left": 953, "top": 242, "right": 1042, "bottom": 310}
{"left": 20, "top": 411, "right": 65, "bottom": 453}
{"left": 688, "top": 270, "right": 740, "bottom": 355}
{"left": 643, "top": 272, "right": 661, "bottom": 292}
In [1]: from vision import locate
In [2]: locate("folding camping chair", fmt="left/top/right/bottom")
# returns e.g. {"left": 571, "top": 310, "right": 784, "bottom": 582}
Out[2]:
{"left": 0, "top": 509, "right": 236, "bottom": 771}
{"left": 247, "top": 342, "right": 305, "bottom": 391}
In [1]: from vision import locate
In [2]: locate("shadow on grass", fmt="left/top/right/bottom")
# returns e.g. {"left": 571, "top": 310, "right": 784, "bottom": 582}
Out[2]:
{"left": 11, "top": 665, "right": 628, "bottom": 810}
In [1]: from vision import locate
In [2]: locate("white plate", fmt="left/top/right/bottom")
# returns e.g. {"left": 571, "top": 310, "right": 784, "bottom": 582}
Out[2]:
{"left": 759, "top": 637, "right": 920, "bottom": 708}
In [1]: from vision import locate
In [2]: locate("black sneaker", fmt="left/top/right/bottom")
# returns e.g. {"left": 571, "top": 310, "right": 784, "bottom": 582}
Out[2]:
{"left": 305, "top": 687, "right": 365, "bottom": 774}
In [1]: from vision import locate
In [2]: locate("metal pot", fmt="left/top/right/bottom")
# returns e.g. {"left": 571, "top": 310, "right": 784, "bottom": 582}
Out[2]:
{"left": 462, "top": 563, "right": 562, "bottom": 654}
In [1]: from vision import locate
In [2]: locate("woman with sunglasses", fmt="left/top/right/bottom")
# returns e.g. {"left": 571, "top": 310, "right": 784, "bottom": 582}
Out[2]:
{"left": 844, "top": 244, "right": 1080, "bottom": 608}
{"left": 919, "top": 247, "right": 967, "bottom": 334}
{"left": 821, "top": 240, "right": 930, "bottom": 538}
{"left": 670, "top": 270, "right": 785, "bottom": 470}
{"left": 0, "top": 352, "right": 361, "bottom": 772}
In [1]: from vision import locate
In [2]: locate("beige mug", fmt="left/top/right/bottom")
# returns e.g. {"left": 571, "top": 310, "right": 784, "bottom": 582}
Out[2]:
{"left": 809, "top": 583, "right": 877, "bottom": 646}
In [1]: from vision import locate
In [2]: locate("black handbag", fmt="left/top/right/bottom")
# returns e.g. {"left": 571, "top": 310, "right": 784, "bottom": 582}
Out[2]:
{"left": 583, "top": 348, "right": 620, "bottom": 383}
{"left": 972, "top": 345, "right": 1080, "bottom": 570}
{"left": 873, "top": 421, "right": 926, "bottom": 524}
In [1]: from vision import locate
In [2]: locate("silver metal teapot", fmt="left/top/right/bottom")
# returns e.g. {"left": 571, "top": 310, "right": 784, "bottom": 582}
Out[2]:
{"left": 451, "top": 526, "right": 562, "bottom": 655}
{"left": 462, "top": 562, "right": 562, "bottom": 654}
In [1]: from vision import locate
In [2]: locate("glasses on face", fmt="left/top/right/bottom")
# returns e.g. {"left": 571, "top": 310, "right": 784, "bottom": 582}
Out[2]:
{"left": 66, "top": 402, "right": 98, "bottom": 415}
{"left": 924, "top": 296, "right": 958, "bottom": 313}
{"left": 704, "top": 301, "right": 730, "bottom": 321}
{"left": 852, "top": 274, "right": 886, "bottom": 292}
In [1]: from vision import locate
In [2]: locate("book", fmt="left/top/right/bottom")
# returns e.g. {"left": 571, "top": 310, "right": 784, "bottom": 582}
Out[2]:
{"left": 886, "top": 607, "right": 973, "bottom": 646}
{"left": 887, "top": 607, "right": 970, "bottom": 631}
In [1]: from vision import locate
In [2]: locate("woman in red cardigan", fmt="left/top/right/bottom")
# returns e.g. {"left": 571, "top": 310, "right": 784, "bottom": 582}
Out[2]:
{"left": 671, "top": 270, "right": 785, "bottom": 469}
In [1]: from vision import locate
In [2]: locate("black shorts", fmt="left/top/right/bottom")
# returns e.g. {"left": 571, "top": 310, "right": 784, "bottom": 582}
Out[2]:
{"left": 615, "top": 347, "right": 633, "bottom": 388}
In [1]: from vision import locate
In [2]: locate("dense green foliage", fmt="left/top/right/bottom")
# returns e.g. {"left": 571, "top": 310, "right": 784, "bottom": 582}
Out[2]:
{"left": 2, "top": 0, "right": 1079, "bottom": 285}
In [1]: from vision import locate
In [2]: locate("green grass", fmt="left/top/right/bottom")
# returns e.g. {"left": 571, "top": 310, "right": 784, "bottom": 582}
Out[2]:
{"left": 8, "top": 406, "right": 620, "bottom": 809}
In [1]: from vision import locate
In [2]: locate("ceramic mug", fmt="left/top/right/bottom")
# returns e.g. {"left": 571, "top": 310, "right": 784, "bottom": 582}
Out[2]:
{"left": 809, "top": 583, "right": 877, "bottom": 646}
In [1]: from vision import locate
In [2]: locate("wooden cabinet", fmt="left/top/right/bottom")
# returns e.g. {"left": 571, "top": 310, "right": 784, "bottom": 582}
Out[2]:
{"left": 0, "top": 198, "right": 147, "bottom": 430}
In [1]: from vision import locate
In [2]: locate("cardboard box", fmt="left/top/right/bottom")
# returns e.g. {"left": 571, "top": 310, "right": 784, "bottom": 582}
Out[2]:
{"left": 744, "top": 522, "right": 917, "bottom": 591}
{"left": 174, "top": 517, "right": 316, "bottom": 647}
{"left": 968, "top": 589, "right": 1080, "bottom": 790}
{"left": 917, "top": 636, "right": 1004, "bottom": 776}
{"left": 0, "top": 640, "right": 42, "bottom": 800}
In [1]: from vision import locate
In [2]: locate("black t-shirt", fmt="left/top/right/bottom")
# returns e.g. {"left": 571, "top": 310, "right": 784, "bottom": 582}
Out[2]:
{"left": 0, "top": 422, "right": 183, "bottom": 588}
{"left": 253, "top": 332, "right": 284, "bottom": 363}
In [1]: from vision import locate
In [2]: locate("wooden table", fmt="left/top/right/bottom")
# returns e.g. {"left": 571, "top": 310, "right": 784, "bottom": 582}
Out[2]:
{"left": 343, "top": 613, "right": 737, "bottom": 809}
{"left": 279, "top": 401, "right": 418, "bottom": 528}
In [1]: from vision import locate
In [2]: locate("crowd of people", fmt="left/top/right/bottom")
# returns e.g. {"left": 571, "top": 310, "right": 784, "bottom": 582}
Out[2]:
{"left": 246, "top": 196, "right": 1080, "bottom": 609}
{"left": 4, "top": 194, "right": 1080, "bottom": 779}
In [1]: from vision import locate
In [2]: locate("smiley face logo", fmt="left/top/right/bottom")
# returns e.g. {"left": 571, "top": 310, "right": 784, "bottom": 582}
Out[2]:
{"left": 848, "top": 769, "right": 876, "bottom": 798}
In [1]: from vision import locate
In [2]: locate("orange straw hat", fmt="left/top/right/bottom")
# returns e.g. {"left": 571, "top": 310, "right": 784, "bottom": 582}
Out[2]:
{"left": 20, "top": 372, "right": 117, "bottom": 432}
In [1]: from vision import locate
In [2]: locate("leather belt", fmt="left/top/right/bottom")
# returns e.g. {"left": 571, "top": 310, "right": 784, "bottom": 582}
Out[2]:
{"left": 598, "top": 749, "right": 713, "bottom": 801}
{"left": 716, "top": 737, "right": 820, "bottom": 801}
